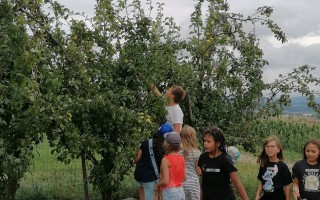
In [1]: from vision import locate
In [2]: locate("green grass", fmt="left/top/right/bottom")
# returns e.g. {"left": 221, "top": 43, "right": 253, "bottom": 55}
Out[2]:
{"left": 17, "top": 140, "right": 100, "bottom": 200}
{"left": 16, "top": 138, "right": 303, "bottom": 200}
{"left": 234, "top": 150, "right": 301, "bottom": 199}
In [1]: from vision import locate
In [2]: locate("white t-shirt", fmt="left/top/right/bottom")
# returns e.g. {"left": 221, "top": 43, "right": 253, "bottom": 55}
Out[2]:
{"left": 165, "top": 104, "right": 183, "bottom": 130}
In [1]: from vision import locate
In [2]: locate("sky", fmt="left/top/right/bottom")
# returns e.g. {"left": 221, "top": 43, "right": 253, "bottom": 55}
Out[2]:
{"left": 54, "top": 0, "right": 320, "bottom": 93}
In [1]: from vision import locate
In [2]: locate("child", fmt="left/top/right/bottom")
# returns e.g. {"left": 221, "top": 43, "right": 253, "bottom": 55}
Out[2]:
{"left": 151, "top": 83, "right": 186, "bottom": 133}
{"left": 155, "top": 132, "right": 186, "bottom": 200}
{"left": 255, "top": 136, "right": 292, "bottom": 200}
{"left": 292, "top": 139, "right": 320, "bottom": 200}
{"left": 180, "top": 125, "right": 201, "bottom": 200}
{"left": 134, "top": 123, "right": 173, "bottom": 200}
{"left": 198, "top": 127, "right": 248, "bottom": 200}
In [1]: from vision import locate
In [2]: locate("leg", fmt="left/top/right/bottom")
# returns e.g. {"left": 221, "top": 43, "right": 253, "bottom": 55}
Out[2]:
{"left": 142, "top": 180, "right": 157, "bottom": 200}
{"left": 137, "top": 182, "right": 145, "bottom": 200}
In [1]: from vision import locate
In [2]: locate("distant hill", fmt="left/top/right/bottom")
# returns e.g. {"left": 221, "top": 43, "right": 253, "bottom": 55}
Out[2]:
{"left": 283, "top": 96, "right": 317, "bottom": 114}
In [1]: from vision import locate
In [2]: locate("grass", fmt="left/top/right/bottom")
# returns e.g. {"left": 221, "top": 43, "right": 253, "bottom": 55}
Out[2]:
{"left": 17, "top": 138, "right": 138, "bottom": 200}
{"left": 17, "top": 140, "right": 100, "bottom": 200}
{"left": 234, "top": 149, "right": 301, "bottom": 199}
{"left": 16, "top": 137, "right": 304, "bottom": 200}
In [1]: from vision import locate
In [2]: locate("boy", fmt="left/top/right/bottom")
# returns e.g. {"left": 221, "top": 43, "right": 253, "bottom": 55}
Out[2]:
{"left": 151, "top": 84, "right": 186, "bottom": 133}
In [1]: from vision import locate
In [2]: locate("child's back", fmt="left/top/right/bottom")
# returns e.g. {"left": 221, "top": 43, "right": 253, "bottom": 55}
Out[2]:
{"left": 156, "top": 132, "right": 186, "bottom": 200}
{"left": 162, "top": 154, "right": 185, "bottom": 189}
{"left": 180, "top": 125, "right": 201, "bottom": 200}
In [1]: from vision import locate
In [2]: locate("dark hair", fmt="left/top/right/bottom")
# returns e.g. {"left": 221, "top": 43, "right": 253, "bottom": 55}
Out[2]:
{"left": 153, "top": 131, "right": 165, "bottom": 152}
{"left": 171, "top": 84, "right": 186, "bottom": 103}
{"left": 203, "top": 126, "right": 227, "bottom": 154}
{"left": 303, "top": 139, "right": 320, "bottom": 162}
{"left": 257, "top": 136, "right": 283, "bottom": 167}
{"left": 166, "top": 145, "right": 181, "bottom": 153}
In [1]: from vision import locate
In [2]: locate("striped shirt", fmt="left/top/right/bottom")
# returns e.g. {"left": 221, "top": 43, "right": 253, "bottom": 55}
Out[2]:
{"left": 180, "top": 149, "right": 201, "bottom": 200}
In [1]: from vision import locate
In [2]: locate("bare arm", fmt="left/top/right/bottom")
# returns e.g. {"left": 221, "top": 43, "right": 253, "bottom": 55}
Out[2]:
{"left": 135, "top": 149, "right": 142, "bottom": 163}
{"left": 292, "top": 178, "right": 300, "bottom": 200}
{"left": 230, "top": 171, "right": 248, "bottom": 200}
{"left": 195, "top": 160, "right": 201, "bottom": 176}
{"left": 182, "top": 168, "right": 187, "bottom": 182}
{"left": 155, "top": 158, "right": 169, "bottom": 189}
{"left": 150, "top": 84, "right": 162, "bottom": 97}
{"left": 255, "top": 182, "right": 262, "bottom": 200}
{"left": 283, "top": 184, "right": 291, "bottom": 200}
{"left": 172, "top": 123, "right": 182, "bottom": 132}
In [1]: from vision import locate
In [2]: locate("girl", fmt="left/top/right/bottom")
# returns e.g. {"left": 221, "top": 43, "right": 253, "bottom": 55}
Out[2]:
{"left": 292, "top": 139, "right": 320, "bottom": 200}
{"left": 134, "top": 123, "right": 172, "bottom": 200}
{"left": 155, "top": 132, "right": 186, "bottom": 200}
{"left": 255, "top": 136, "right": 292, "bottom": 200}
{"left": 198, "top": 127, "right": 248, "bottom": 200}
{"left": 180, "top": 125, "right": 201, "bottom": 200}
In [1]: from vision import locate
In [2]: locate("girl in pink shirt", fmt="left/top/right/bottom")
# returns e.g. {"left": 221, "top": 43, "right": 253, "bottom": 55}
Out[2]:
{"left": 155, "top": 132, "right": 186, "bottom": 200}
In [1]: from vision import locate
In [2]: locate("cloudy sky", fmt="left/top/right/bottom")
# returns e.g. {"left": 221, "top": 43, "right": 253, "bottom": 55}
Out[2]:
{"left": 55, "top": 0, "right": 320, "bottom": 92}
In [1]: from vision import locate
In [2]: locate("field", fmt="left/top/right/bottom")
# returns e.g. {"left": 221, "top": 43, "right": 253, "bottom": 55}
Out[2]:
{"left": 17, "top": 140, "right": 101, "bottom": 200}
{"left": 16, "top": 116, "right": 320, "bottom": 200}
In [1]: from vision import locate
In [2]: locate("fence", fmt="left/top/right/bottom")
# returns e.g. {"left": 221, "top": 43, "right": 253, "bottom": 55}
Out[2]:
{"left": 17, "top": 140, "right": 101, "bottom": 200}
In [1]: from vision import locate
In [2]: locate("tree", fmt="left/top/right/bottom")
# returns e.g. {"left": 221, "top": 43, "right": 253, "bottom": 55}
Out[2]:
{"left": 2, "top": 0, "right": 319, "bottom": 199}
{"left": 10, "top": 0, "right": 182, "bottom": 199}
{"left": 179, "top": 1, "right": 284, "bottom": 142}
{"left": 0, "top": 1, "right": 44, "bottom": 199}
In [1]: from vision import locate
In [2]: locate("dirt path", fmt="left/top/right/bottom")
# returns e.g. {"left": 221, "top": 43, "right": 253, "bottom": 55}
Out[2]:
{"left": 238, "top": 152, "right": 294, "bottom": 169}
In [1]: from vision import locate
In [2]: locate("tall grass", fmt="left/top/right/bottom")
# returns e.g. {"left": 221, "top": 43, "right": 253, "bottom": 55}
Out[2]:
{"left": 17, "top": 139, "right": 100, "bottom": 200}
{"left": 16, "top": 117, "right": 319, "bottom": 199}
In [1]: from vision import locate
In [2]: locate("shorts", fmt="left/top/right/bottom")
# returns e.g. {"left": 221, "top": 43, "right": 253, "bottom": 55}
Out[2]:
{"left": 162, "top": 187, "right": 185, "bottom": 200}
{"left": 137, "top": 180, "right": 157, "bottom": 200}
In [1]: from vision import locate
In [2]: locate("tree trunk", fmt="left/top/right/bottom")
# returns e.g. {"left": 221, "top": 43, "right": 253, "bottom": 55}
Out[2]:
{"left": 101, "top": 191, "right": 112, "bottom": 200}
{"left": 8, "top": 178, "right": 19, "bottom": 200}
{"left": 81, "top": 153, "right": 89, "bottom": 200}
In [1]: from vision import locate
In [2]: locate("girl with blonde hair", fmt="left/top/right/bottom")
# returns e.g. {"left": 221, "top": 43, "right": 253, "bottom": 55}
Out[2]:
{"left": 179, "top": 125, "right": 201, "bottom": 200}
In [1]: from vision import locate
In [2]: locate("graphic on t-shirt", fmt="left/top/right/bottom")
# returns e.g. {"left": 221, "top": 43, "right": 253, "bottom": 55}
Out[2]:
{"left": 202, "top": 164, "right": 220, "bottom": 173}
{"left": 262, "top": 164, "right": 279, "bottom": 192}
{"left": 303, "top": 169, "right": 320, "bottom": 191}
{"left": 305, "top": 175, "right": 319, "bottom": 190}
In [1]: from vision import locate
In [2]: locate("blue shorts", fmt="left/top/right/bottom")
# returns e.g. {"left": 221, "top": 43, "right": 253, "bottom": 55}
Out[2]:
{"left": 137, "top": 180, "right": 157, "bottom": 200}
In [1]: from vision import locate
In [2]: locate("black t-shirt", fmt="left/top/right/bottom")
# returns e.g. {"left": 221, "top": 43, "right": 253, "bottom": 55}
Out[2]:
{"left": 134, "top": 139, "right": 164, "bottom": 182}
{"left": 198, "top": 152, "right": 237, "bottom": 200}
{"left": 257, "top": 160, "right": 292, "bottom": 200}
{"left": 292, "top": 159, "right": 320, "bottom": 200}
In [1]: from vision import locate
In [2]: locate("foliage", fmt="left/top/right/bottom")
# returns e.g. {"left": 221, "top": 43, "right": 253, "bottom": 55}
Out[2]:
{"left": 179, "top": 1, "right": 287, "bottom": 142}
{"left": 264, "top": 65, "right": 320, "bottom": 115}
{"left": 1, "top": 0, "right": 320, "bottom": 199}
{"left": 245, "top": 117, "right": 320, "bottom": 152}
{"left": 0, "top": 1, "right": 44, "bottom": 199}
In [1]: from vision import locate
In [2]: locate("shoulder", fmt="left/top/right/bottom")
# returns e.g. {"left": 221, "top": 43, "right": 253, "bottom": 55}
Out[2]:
{"left": 293, "top": 159, "right": 306, "bottom": 166}
{"left": 190, "top": 148, "right": 202, "bottom": 157}
{"left": 221, "top": 153, "right": 236, "bottom": 165}
{"left": 277, "top": 161, "right": 291, "bottom": 174}
{"left": 198, "top": 152, "right": 208, "bottom": 161}
{"left": 199, "top": 152, "right": 208, "bottom": 158}
{"left": 278, "top": 160, "right": 290, "bottom": 168}
{"left": 167, "top": 104, "right": 182, "bottom": 111}
{"left": 141, "top": 139, "right": 149, "bottom": 147}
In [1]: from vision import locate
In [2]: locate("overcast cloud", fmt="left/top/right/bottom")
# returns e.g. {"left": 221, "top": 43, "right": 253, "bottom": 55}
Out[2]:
{"left": 55, "top": 0, "right": 320, "bottom": 91}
